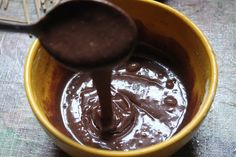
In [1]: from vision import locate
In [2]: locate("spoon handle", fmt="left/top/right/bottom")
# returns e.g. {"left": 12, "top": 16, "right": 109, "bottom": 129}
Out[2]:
{"left": 0, "top": 21, "right": 35, "bottom": 34}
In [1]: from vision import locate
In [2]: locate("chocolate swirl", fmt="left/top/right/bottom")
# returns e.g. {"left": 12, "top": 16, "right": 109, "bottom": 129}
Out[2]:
{"left": 60, "top": 55, "right": 187, "bottom": 150}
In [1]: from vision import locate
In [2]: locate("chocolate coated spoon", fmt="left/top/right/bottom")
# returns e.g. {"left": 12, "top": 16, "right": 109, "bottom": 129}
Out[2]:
{"left": 0, "top": 0, "right": 137, "bottom": 70}
{"left": 0, "top": 0, "right": 138, "bottom": 133}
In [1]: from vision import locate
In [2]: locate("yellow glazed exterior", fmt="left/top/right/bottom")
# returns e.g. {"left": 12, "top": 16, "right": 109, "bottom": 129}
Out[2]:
{"left": 24, "top": 0, "right": 218, "bottom": 157}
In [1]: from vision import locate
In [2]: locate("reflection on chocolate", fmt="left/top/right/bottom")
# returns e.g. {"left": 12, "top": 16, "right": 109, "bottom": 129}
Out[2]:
{"left": 164, "top": 96, "right": 178, "bottom": 107}
{"left": 126, "top": 63, "right": 141, "bottom": 72}
{"left": 166, "top": 79, "right": 175, "bottom": 89}
{"left": 59, "top": 44, "right": 188, "bottom": 150}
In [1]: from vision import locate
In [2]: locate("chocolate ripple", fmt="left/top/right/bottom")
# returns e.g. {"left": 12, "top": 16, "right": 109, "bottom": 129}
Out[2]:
{"left": 60, "top": 56, "right": 187, "bottom": 150}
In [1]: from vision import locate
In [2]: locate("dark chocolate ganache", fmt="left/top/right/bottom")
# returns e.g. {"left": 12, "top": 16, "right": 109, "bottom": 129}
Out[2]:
{"left": 38, "top": 0, "right": 137, "bottom": 70}
{"left": 59, "top": 43, "right": 188, "bottom": 150}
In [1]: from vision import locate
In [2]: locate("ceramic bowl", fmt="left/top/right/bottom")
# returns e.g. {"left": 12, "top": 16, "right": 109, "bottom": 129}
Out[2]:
{"left": 24, "top": 0, "right": 218, "bottom": 156}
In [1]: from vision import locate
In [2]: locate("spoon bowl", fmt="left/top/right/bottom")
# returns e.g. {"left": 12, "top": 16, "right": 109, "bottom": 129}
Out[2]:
{"left": 0, "top": 0, "right": 137, "bottom": 70}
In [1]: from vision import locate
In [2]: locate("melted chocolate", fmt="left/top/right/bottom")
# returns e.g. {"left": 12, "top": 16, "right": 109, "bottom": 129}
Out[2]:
{"left": 38, "top": 0, "right": 137, "bottom": 70}
{"left": 59, "top": 44, "right": 188, "bottom": 150}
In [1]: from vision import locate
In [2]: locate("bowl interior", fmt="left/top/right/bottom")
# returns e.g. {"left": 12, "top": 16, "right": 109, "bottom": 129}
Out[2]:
{"left": 25, "top": 0, "right": 217, "bottom": 156}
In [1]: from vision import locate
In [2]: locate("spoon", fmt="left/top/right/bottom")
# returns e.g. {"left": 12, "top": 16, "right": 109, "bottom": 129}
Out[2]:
{"left": 0, "top": 0, "right": 137, "bottom": 70}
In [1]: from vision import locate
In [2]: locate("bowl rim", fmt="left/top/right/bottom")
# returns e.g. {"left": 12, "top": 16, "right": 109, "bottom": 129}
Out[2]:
{"left": 24, "top": 0, "right": 218, "bottom": 156}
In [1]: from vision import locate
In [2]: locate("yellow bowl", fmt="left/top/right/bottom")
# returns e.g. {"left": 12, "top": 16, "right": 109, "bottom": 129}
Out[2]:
{"left": 24, "top": 0, "right": 218, "bottom": 157}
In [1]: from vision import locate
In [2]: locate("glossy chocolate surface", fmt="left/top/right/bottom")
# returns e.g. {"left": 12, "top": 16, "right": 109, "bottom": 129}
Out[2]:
{"left": 59, "top": 43, "right": 188, "bottom": 150}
